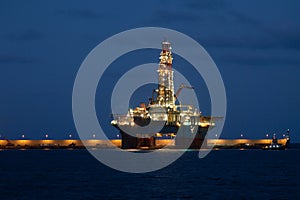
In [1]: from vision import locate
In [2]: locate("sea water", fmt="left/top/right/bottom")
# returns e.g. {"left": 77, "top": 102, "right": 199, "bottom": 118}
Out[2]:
{"left": 0, "top": 149, "right": 299, "bottom": 199}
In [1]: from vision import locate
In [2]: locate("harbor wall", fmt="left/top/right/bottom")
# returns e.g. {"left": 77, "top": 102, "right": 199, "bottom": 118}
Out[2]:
{"left": 207, "top": 139, "right": 287, "bottom": 147}
{"left": 0, "top": 139, "right": 121, "bottom": 148}
{"left": 0, "top": 138, "right": 287, "bottom": 148}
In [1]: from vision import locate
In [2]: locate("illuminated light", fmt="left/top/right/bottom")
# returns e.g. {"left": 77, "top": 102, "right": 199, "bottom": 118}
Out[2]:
{"left": 69, "top": 134, "right": 72, "bottom": 138}
{"left": 155, "top": 133, "right": 162, "bottom": 137}
{"left": 92, "top": 134, "right": 96, "bottom": 139}
{"left": 45, "top": 134, "right": 49, "bottom": 139}
{"left": 21, "top": 134, "right": 25, "bottom": 139}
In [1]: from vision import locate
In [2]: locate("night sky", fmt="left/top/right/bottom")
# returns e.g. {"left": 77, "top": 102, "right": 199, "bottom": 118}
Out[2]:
{"left": 0, "top": 0, "right": 299, "bottom": 142}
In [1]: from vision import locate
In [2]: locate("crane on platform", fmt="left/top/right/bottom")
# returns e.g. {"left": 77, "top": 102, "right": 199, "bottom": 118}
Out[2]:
{"left": 174, "top": 84, "right": 194, "bottom": 100}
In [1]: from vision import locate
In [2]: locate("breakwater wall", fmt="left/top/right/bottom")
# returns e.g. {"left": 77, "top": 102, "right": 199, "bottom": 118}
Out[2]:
{"left": 0, "top": 138, "right": 287, "bottom": 149}
{"left": 207, "top": 139, "right": 287, "bottom": 147}
{"left": 0, "top": 139, "right": 174, "bottom": 148}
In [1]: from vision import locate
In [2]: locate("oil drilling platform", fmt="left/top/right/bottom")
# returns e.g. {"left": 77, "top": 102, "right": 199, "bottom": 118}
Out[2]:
{"left": 111, "top": 41, "right": 214, "bottom": 149}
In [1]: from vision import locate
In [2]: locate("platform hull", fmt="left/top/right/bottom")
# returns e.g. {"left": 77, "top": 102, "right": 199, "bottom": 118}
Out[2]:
{"left": 114, "top": 124, "right": 209, "bottom": 149}
{"left": 174, "top": 126, "right": 208, "bottom": 149}
{"left": 120, "top": 132, "right": 156, "bottom": 149}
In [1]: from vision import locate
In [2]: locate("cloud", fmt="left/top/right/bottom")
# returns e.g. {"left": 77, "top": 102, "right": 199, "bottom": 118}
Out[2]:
{"left": 5, "top": 30, "right": 44, "bottom": 41}
{"left": 151, "top": 9, "right": 200, "bottom": 25}
{"left": 187, "top": 9, "right": 300, "bottom": 51}
{"left": 57, "top": 9, "right": 101, "bottom": 20}
{"left": 227, "top": 11, "right": 300, "bottom": 50}
{"left": 0, "top": 55, "right": 38, "bottom": 64}
{"left": 268, "top": 27, "right": 300, "bottom": 50}
{"left": 199, "top": 33, "right": 277, "bottom": 50}
{"left": 200, "top": 25, "right": 300, "bottom": 51}
{"left": 213, "top": 48, "right": 300, "bottom": 67}
{"left": 185, "top": 0, "right": 227, "bottom": 10}
{"left": 228, "top": 10, "right": 260, "bottom": 26}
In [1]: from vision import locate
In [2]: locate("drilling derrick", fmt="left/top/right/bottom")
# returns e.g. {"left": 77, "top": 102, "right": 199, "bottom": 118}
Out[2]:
{"left": 157, "top": 41, "right": 175, "bottom": 107}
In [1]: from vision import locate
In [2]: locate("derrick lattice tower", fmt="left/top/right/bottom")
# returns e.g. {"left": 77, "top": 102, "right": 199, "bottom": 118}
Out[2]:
{"left": 157, "top": 41, "right": 175, "bottom": 107}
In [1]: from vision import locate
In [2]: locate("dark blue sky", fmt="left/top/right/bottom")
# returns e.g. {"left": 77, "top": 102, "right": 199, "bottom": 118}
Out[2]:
{"left": 0, "top": 0, "right": 299, "bottom": 141}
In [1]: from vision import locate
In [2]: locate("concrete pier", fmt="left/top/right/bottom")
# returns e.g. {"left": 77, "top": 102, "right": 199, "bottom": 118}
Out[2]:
{"left": 207, "top": 138, "right": 287, "bottom": 147}
{"left": 0, "top": 138, "right": 287, "bottom": 149}
{"left": 0, "top": 139, "right": 121, "bottom": 149}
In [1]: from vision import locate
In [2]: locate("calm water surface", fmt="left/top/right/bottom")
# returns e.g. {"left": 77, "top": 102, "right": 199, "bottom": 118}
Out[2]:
{"left": 0, "top": 149, "right": 300, "bottom": 200}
